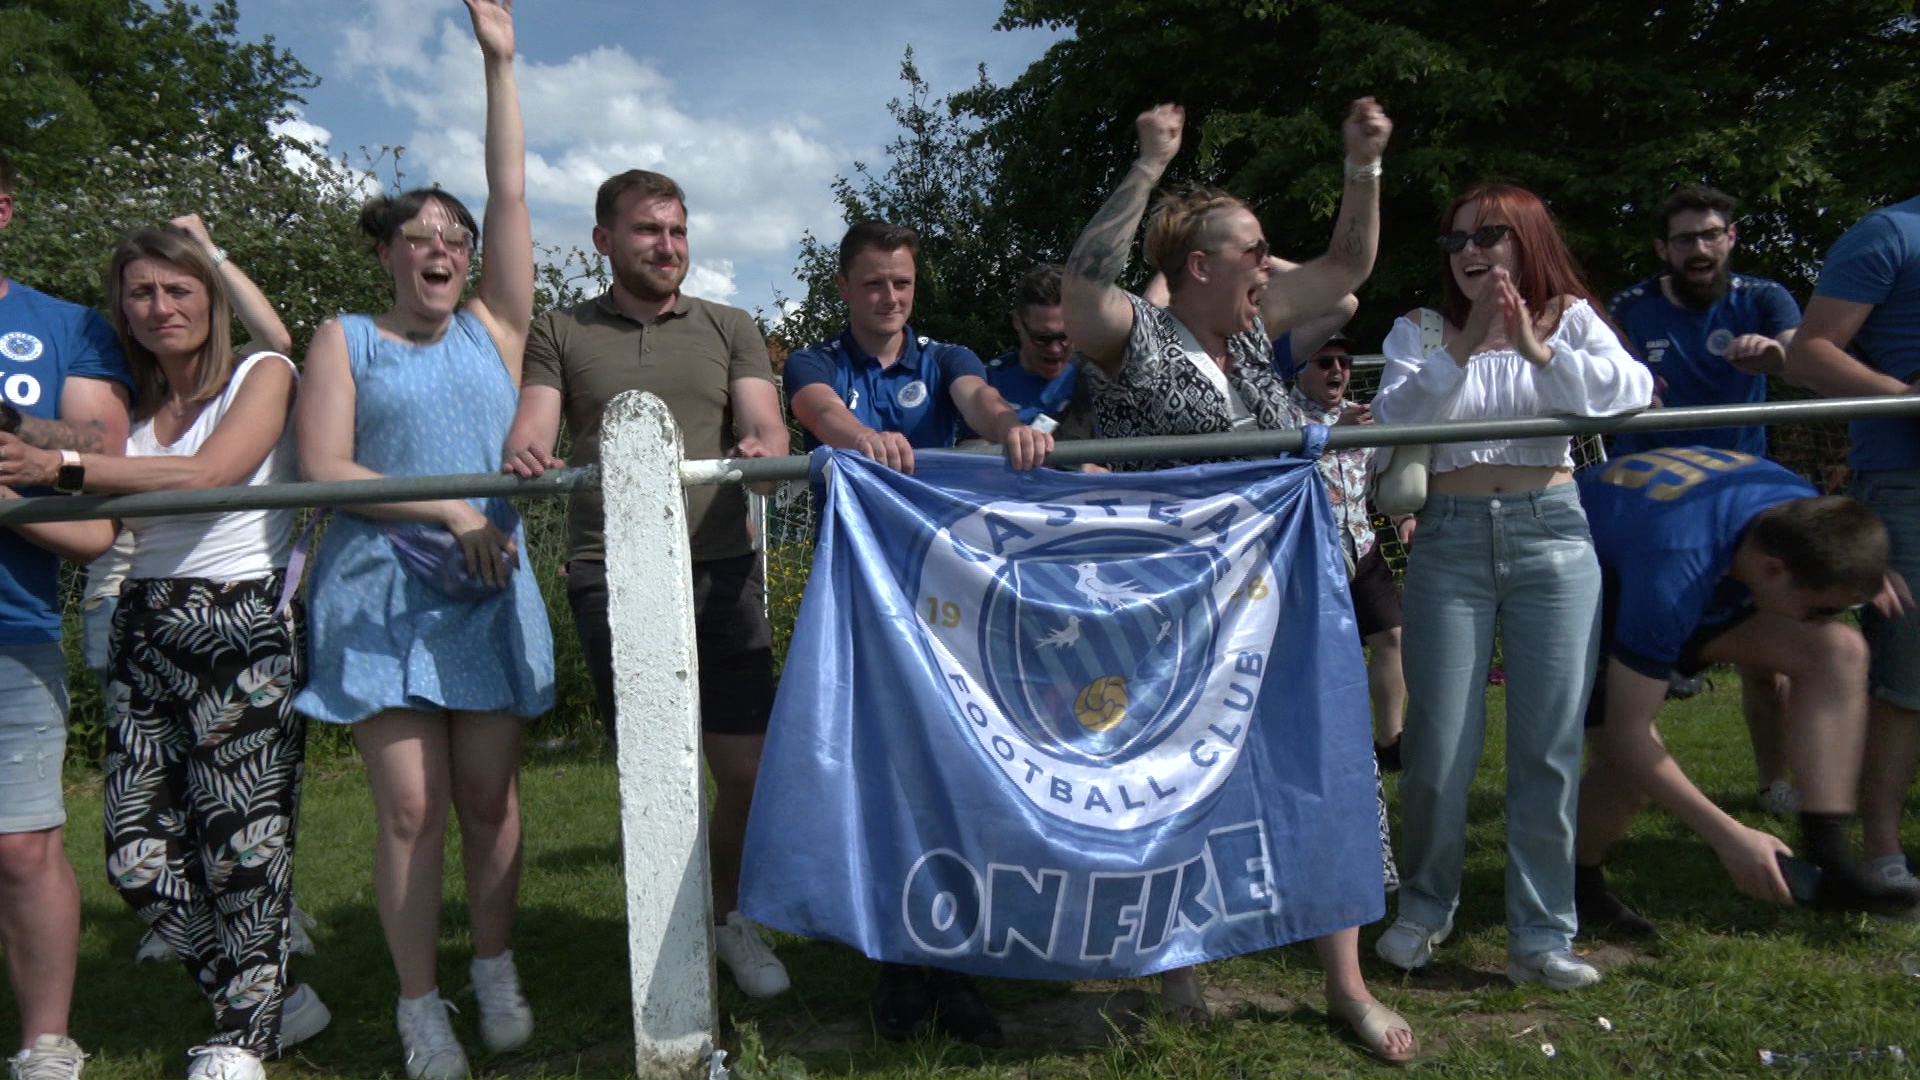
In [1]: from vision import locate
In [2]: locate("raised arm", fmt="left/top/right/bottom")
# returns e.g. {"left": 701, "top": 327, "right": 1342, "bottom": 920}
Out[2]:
{"left": 1283, "top": 292, "right": 1359, "bottom": 365}
{"left": 1062, "top": 105, "right": 1184, "bottom": 374}
{"left": 462, "top": 0, "right": 534, "bottom": 379}
{"left": 1259, "top": 98, "right": 1391, "bottom": 333}
{"left": 171, "top": 214, "right": 292, "bottom": 354}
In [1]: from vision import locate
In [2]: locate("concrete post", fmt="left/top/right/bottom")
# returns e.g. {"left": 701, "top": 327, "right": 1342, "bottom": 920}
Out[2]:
{"left": 601, "top": 391, "right": 716, "bottom": 1077}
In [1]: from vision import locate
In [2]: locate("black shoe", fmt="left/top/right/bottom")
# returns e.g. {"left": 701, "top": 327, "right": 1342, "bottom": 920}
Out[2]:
{"left": 1665, "top": 671, "right": 1709, "bottom": 700}
{"left": 1375, "top": 735, "right": 1403, "bottom": 773}
{"left": 1798, "top": 856, "right": 1920, "bottom": 916}
{"left": 870, "top": 963, "right": 932, "bottom": 1042}
{"left": 925, "top": 968, "right": 1005, "bottom": 1048}
{"left": 1576, "top": 889, "right": 1658, "bottom": 939}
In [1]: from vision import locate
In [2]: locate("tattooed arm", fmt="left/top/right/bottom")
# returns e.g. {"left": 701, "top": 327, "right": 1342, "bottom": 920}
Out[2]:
{"left": 1061, "top": 104, "right": 1184, "bottom": 375}
{"left": 1260, "top": 97, "right": 1392, "bottom": 335}
{"left": 13, "top": 377, "right": 131, "bottom": 453}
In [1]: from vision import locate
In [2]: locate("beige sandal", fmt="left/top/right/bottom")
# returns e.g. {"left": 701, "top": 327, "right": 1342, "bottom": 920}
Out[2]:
{"left": 1327, "top": 996, "right": 1417, "bottom": 1065}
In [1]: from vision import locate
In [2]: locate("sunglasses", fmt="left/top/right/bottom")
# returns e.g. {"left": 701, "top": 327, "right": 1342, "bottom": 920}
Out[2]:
{"left": 1435, "top": 224, "right": 1512, "bottom": 254}
{"left": 1666, "top": 226, "right": 1730, "bottom": 247}
{"left": 1312, "top": 354, "right": 1353, "bottom": 371}
{"left": 1213, "top": 237, "right": 1270, "bottom": 265}
{"left": 398, "top": 221, "right": 474, "bottom": 250}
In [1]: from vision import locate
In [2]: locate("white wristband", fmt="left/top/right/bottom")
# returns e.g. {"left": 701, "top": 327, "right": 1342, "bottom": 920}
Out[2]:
{"left": 209, "top": 246, "right": 228, "bottom": 266}
{"left": 1344, "top": 159, "right": 1383, "bottom": 183}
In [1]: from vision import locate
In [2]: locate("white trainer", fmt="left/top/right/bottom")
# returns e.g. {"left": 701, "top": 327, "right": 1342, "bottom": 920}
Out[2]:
{"left": 288, "top": 903, "right": 318, "bottom": 957}
{"left": 395, "top": 992, "right": 470, "bottom": 1080}
{"left": 714, "top": 912, "right": 791, "bottom": 998}
{"left": 279, "top": 983, "right": 332, "bottom": 1052}
{"left": 1507, "top": 949, "right": 1602, "bottom": 990}
{"left": 470, "top": 951, "right": 534, "bottom": 1053}
{"left": 185, "top": 1046, "right": 264, "bottom": 1080}
{"left": 1760, "top": 780, "right": 1801, "bottom": 819}
{"left": 133, "top": 928, "right": 174, "bottom": 963}
{"left": 1374, "top": 917, "right": 1452, "bottom": 971}
{"left": 7, "top": 1035, "right": 86, "bottom": 1080}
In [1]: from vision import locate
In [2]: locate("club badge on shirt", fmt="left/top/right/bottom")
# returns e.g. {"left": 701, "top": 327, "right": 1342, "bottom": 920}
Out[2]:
{"left": 897, "top": 380, "right": 928, "bottom": 409}
{"left": 0, "top": 333, "right": 44, "bottom": 363}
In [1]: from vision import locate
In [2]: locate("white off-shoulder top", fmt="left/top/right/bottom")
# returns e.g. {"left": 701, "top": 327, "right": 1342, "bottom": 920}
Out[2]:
{"left": 1372, "top": 299, "right": 1652, "bottom": 473}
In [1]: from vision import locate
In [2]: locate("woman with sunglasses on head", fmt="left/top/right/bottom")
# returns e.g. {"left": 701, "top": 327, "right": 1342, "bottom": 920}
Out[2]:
{"left": 1370, "top": 184, "right": 1651, "bottom": 990}
{"left": 0, "top": 214, "right": 315, "bottom": 1079}
{"left": 1063, "top": 97, "right": 1419, "bottom": 1066}
{"left": 292, "top": 2, "right": 550, "bottom": 1077}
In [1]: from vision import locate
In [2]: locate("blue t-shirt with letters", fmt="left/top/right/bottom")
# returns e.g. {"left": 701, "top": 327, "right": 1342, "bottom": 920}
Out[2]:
{"left": 1579, "top": 447, "right": 1815, "bottom": 678}
{"left": 0, "top": 281, "right": 131, "bottom": 645}
{"left": 784, "top": 326, "right": 986, "bottom": 451}
{"left": 1812, "top": 195, "right": 1920, "bottom": 472}
{"left": 1606, "top": 273, "right": 1800, "bottom": 458}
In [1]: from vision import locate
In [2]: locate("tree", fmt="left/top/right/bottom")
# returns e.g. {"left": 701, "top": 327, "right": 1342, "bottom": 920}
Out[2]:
{"left": 776, "top": 52, "right": 1031, "bottom": 360}
{"left": 965, "top": 0, "right": 1920, "bottom": 344}
{"left": 0, "top": 0, "right": 315, "bottom": 191}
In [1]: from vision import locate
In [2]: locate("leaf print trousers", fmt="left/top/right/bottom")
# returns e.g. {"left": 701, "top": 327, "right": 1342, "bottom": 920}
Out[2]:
{"left": 103, "top": 573, "right": 306, "bottom": 1055}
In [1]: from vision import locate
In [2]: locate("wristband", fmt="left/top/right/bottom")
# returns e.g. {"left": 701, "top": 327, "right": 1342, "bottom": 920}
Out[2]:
{"left": 209, "top": 246, "right": 228, "bottom": 266}
{"left": 1344, "top": 159, "right": 1383, "bottom": 182}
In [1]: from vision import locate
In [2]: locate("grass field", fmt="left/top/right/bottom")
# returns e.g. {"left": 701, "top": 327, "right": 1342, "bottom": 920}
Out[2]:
{"left": 24, "top": 676, "right": 1920, "bottom": 1079}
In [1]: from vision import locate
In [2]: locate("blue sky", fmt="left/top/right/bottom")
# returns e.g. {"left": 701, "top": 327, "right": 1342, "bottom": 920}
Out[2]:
{"left": 234, "top": 0, "right": 1067, "bottom": 323}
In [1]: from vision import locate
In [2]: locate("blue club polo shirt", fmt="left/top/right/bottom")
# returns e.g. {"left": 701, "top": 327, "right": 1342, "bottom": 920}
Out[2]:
{"left": 1810, "top": 195, "right": 1920, "bottom": 472}
{"left": 957, "top": 348, "right": 1079, "bottom": 438}
{"left": 784, "top": 326, "right": 987, "bottom": 450}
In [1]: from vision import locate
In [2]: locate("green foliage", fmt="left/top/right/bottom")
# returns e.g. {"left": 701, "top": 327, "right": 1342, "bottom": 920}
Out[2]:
{"left": 777, "top": 52, "right": 1027, "bottom": 360}
{"left": 0, "top": 0, "right": 315, "bottom": 192}
{"left": 970, "top": 0, "right": 1920, "bottom": 344}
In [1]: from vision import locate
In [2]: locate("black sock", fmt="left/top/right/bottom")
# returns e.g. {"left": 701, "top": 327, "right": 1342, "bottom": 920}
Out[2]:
{"left": 1575, "top": 862, "right": 1656, "bottom": 936}
{"left": 1799, "top": 811, "right": 1854, "bottom": 873}
{"left": 1574, "top": 862, "right": 1610, "bottom": 904}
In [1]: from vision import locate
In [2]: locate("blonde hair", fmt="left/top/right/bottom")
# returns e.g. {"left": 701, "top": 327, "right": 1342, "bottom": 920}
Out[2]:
{"left": 104, "top": 227, "right": 237, "bottom": 422}
{"left": 1142, "top": 185, "right": 1250, "bottom": 293}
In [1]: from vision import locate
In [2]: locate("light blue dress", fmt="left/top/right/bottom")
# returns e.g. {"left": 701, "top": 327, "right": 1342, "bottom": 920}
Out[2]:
{"left": 294, "top": 311, "right": 555, "bottom": 724}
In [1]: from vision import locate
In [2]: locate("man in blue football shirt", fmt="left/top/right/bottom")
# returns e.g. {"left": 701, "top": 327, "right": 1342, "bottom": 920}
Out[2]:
{"left": 973, "top": 263, "right": 1093, "bottom": 441}
{"left": 0, "top": 153, "right": 132, "bottom": 1079}
{"left": 1786, "top": 192, "right": 1920, "bottom": 897}
{"left": 1609, "top": 186, "right": 1805, "bottom": 807}
{"left": 1571, "top": 448, "right": 1919, "bottom": 936}
{"left": 784, "top": 219, "right": 1052, "bottom": 1048}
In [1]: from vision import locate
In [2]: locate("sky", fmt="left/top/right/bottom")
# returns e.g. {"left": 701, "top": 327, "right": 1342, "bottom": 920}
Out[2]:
{"left": 233, "top": 0, "right": 1068, "bottom": 324}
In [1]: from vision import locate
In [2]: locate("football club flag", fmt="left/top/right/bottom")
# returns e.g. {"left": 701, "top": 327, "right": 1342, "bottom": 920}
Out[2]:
{"left": 740, "top": 448, "right": 1382, "bottom": 980}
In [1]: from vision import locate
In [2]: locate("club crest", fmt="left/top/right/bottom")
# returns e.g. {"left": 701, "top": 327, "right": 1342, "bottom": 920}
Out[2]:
{"left": 916, "top": 488, "right": 1283, "bottom": 831}
{"left": 0, "top": 333, "right": 43, "bottom": 363}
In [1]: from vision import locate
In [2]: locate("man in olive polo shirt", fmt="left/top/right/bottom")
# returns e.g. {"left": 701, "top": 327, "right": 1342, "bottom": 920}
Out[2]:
{"left": 502, "top": 169, "right": 792, "bottom": 999}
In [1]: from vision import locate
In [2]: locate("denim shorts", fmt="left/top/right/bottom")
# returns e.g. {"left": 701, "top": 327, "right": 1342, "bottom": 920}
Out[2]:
{"left": 1852, "top": 469, "right": 1920, "bottom": 710}
{"left": 0, "top": 643, "right": 71, "bottom": 833}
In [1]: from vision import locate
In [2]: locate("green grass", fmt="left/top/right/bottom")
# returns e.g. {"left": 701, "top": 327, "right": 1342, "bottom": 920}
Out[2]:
{"left": 23, "top": 676, "right": 1920, "bottom": 1078}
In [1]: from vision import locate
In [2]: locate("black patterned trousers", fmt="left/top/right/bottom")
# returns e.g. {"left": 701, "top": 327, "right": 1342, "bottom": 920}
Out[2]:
{"left": 103, "top": 573, "right": 306, "bottom": 1055}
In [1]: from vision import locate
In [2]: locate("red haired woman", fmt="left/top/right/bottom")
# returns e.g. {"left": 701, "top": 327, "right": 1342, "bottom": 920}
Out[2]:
{"left": 1371, "top": 184, "right": 1651, "bottom": 989}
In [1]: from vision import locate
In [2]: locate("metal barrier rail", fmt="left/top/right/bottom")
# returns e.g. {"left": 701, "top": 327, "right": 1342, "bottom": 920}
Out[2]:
{"left": 0, "top": 395, "right": 1908, "bottom": 526}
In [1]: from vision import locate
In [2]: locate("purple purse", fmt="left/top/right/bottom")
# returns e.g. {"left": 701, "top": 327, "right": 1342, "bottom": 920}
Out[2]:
{"left": 380, "top": 498, "right": 522, "bottom": 601}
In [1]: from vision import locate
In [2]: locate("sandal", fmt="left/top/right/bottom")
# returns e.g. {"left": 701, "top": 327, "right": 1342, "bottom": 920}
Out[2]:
{"left": 1157, "top": 969, "right": 1211, "bottom": 1025}
{"left": 1327, "top": 996, "right": 1417, "bottom": 1065}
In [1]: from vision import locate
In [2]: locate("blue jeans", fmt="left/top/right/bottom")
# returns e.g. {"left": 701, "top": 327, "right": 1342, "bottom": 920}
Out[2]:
{"left": 1395, "top": 484, "right": 1600, "bottom": 955}
{"left": 1852, "top": 469, "right": 1920, "bottom": 711}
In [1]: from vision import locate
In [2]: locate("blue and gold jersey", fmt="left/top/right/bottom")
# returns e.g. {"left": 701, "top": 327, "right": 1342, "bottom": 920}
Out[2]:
{"left": 1578, "top": 447, "right": 1814, "bottom": 677}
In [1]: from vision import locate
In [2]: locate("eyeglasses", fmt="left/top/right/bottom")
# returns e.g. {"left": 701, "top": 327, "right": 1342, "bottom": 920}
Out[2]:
{"left": 1666, "top": 226, "right": 1730, "bottom": 247}
{"left": 1312, "top": 354, "right": 1353, "bottom": 370}
{"left": 398, "top": 221, "right": 474, "bottom": 250}
{"left": 1436, "top": 224, "right": 1512, "bottom": 254}
{"left": 1213, "top": 237, "right": 1270, "bottom": 265}
{"left": 1016, "top": 316, "right": 1070, "bottom": 348}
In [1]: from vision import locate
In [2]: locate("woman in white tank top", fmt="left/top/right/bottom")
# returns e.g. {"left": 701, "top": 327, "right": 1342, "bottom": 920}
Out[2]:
{"left": 3, "top": 217, "right": 324, "bottom": 1078}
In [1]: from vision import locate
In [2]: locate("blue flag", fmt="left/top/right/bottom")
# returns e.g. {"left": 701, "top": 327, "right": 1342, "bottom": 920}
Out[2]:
{"left": 740, "top": 449, "right": 1381, "bottom": 980}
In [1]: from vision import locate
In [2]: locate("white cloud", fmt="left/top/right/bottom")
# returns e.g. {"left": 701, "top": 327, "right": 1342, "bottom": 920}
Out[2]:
{"left": 337, "top": 5, "right": 848, "bottom": 315}
{"left": 269, "top": 111, "right": 381, "bottom": 197}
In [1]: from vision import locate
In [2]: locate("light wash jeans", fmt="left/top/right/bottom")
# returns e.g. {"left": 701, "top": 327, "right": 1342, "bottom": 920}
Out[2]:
{"left": 1395, "top": 484, "right": 1600, "bottom": 956}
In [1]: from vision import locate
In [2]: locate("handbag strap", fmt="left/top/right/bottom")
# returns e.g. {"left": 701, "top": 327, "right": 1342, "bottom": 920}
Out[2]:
{"left": 276, "top": 509, "right": 330, "bottom": 617}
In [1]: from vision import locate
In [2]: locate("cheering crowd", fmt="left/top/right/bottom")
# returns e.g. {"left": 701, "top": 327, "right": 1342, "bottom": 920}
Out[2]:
{"left": 0, "top": 0, "right": 1917, "bottom": 1075}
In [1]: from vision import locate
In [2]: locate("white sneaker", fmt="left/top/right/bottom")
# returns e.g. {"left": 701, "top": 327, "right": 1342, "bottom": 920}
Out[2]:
{"left": 279, "top": 983, "right": 332, "bottom": 1052}
{"left": 133, "top": 927, "right": 174, "bottom": 963}
{"left": 714, "top": 912, "right": 791, "bottom": 998}
{"left": 1873, "top": 856, "right": 1917, "bottom": 889}
{"left": 395, "top": 992, "right": 470, "bottom": 1080}
{"left": 7, "top": 1035, "right": 86, "bottom": 1080}
{"left": 1507, "top": 949, "right": 1602, "bottom": 990}
{"left": 1760, "top": 780, "right": 1801, "bottom": 819}
{"left": 1374, "top": 917, "right": 1452, "bottom": 971}
{"left": 288, "top": 903, "right": 318, "bottom": 957}
{"left": 185, "top": 1046, "right": 264, "bottom": 1080}
{"left": 470, "top": 951, "right": 534, "bottom": 1053}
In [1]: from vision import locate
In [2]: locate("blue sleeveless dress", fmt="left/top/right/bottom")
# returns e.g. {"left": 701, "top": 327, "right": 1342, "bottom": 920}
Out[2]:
{"left": 293, "top": 311, "right": 555, "bottom": 724}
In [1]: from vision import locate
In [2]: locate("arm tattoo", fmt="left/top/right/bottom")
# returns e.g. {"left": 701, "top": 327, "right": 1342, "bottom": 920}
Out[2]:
{"left": 1068, "top": 165, "right": 1158, "bottom": 285}
{"left": 1342, "top": 216, "right": 1364, "bottom": 259}
{"left": 16, "top": 415, "right": 107, "bottom": 453}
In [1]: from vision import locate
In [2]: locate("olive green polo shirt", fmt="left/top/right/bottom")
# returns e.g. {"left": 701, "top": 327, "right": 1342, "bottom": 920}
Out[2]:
{"left": 523, "top": 291, "right": 775, "bottom": 562}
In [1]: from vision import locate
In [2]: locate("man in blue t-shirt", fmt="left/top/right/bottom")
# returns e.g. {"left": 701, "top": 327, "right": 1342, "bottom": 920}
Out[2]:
{"left": 1786, "top": 193, "right": 1920, "bottom": 894}
{"left": 0, "top": 153, "right": 132, "bottom": 1078}
{"left": 1609, "top": 187, "right": 1801, "bottom": 457}
{"left": 972, "top": 263, "right": 1093, "bottom": 441}
{"left": 1570, "top": 448, "right": 1919, "bottom": 937}
{"left": 1610, "top": 187, "right": 1805, "bottom": 804}
{"left": 783, "top": 219, "right": 1050, "bottom": 1049}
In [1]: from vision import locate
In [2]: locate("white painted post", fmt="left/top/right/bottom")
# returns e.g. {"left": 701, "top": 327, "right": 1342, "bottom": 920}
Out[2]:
{"left": 600, "top": 391, "right": 717, "bottom": 1077}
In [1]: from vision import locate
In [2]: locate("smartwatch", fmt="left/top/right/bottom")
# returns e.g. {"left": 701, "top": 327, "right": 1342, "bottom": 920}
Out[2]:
{"left": 54, "top": 451, "right": 84, "bottom": 494}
